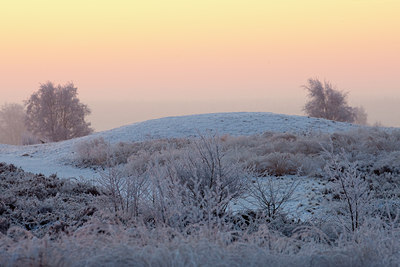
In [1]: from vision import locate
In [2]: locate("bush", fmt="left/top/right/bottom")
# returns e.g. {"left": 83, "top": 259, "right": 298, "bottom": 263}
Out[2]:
{"left": 245, "top": 174, "right": 299, "bottom": 219}
{"left": 324, "top": 153, "right": 373, "bottom": 231}
{"left": 0, "top": 163, "right": 101, "bottom": 238}
{"left": 145, "top": 136, "right": 248, "bottom": 227}
{"left": 74, "top": 137, "right": 110, "bottom": 167}
{"left": 74, "top": 137, "right": 193, "bottom": 168}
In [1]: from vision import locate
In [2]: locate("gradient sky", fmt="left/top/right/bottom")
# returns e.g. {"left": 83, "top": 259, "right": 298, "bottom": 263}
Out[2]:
{"left": 1, "top": 0, "right": 399, "bottom": 131}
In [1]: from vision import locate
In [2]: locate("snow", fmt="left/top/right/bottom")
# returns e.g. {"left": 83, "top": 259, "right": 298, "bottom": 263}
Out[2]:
{"left": 92, "top": 112, "right": 364, "bottom": 143}
{"left": 0, "top": 112, "right": 365, "bottom": 180}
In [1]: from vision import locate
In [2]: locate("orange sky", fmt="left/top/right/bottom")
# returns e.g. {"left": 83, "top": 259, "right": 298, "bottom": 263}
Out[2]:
{"left": 1, "top": 0, "right": 399, "bottom": 131}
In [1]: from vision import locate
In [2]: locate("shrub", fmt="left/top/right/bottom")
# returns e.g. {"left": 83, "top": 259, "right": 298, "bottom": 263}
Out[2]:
{"left": 98, "top": 164, "right": 150, "bottom": 220}
{"left": 74, "top": 137, "right": 193, "bottom": 168}
{"left": 246, "top": 174, "right": 299, "bottom": 219}
{"left": 74, "top": 137, "right": 110, "bottom": 167}
{"left": 324, "top": 153, "right": 373, "bottom": 231}
{"left": 0, "top": 163, "right": 101, "bottom": 238}
{"left": 264, "top": 152, "right": 300, "bottom": 176}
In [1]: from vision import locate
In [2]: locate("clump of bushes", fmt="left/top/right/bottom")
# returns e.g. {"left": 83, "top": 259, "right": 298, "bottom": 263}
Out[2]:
{"left": 0, "top": 163, "right": 101, "bottom": 237}
{"left": 74, "top": 137, "right": 192, "bottom": 168}
{"left": 74, "top": 128, "right": 400, "bottom": 179}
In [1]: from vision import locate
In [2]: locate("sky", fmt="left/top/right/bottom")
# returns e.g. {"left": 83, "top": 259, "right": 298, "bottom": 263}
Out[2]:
{"left": 0, "top": 0, "right": 399, "bottom": 131}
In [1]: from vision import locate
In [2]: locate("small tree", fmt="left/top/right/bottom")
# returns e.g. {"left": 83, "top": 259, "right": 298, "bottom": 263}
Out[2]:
{"left": 25, "top": 82, "right": 93, "bottom": 142}
{"left": 303, "top": 78, "right": 367, "bottom": 124}
{"left": 0, "top": 103, "right": 27, "bottom": 145}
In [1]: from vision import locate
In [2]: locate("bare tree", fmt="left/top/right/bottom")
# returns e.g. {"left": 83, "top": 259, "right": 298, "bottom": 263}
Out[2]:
{"left": 303, "top": 78, "right": 367, "bottom": 123}
{"left": 25, "top": 82, "right": 93, "bottom": 142}
{"left": 0, "top": 103, "right": 27, "bottom": 145}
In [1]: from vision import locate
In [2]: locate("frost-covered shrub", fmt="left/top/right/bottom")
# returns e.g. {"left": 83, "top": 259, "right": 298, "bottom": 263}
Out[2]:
{"left": 329, "top": 132, "right": 358, "bottom": 152}
{"left": 292, "top": 138, "right": 324, "bottom": 155}
{"left": 367, "top": 172, "right": 400, "bottom": 199}
{"left": 245, "top": 174, "right": 299, "bottom": 219}
{"left": 324, "top": 153, "right": 373, "bottom": 231}
{"left": 74, "top": 137, "right": 192, "bottom": 168}
{"left": 0, "top": 163, "right": 101, "bottom": 237}
{"left": 2, "top": 216, "right": 399, "bottom": 267}
{"left": 262, "top": 152, "right": 301, "bottom": 176}
{"left": 98, "top": 164, "right": 150, "bottom": 220}
{"left": 371, "top": 151, "right": 400, "bottom": 175}
{"left": 221, "top": 134, "right": 262, "bottom": 149}
{"left": 109, "top": 142, "right": 137, "bottom": 165}
{"left": 74, "top": 138, "right": 137, "bottom": 167}
{"left": 220, "top": 133, "right": 325, "bottom": 176}
{"left": 74, "top": 137, "right": 110, "bottom": 167}
{"left": 328, "top": 128, "right": 400, "bottom": 155}
{"left": 360, "top": 128, "right": 400, "bottom": 153}
{"left": 142, "top": 135, "right": 249, "bottom": 228}
{"left": 125, "top": 150, "right": 153, "bottom": 175}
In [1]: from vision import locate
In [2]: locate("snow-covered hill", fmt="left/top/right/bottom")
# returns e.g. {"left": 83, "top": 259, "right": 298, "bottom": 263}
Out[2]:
{"left": 0, "top": 112, "right": 365, "bottom": 179}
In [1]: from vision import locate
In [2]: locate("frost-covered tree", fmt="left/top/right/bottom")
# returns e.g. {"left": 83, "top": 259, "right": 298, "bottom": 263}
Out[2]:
{"left": 25, "top": 82, "right": 93, "bottom": 142}
{"left": 303, "top": 78, "right": 367, "bottom": 123}
{"left": 0, "top": 103, "right": 27, "bottom": 145}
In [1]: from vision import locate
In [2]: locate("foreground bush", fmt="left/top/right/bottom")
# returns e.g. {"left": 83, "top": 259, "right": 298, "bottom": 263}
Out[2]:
{"left": 0, "top": 163, "right": 101, "bottom": 238}
{"left": 1, "top": 214, "right": 399, "bottom": 266}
